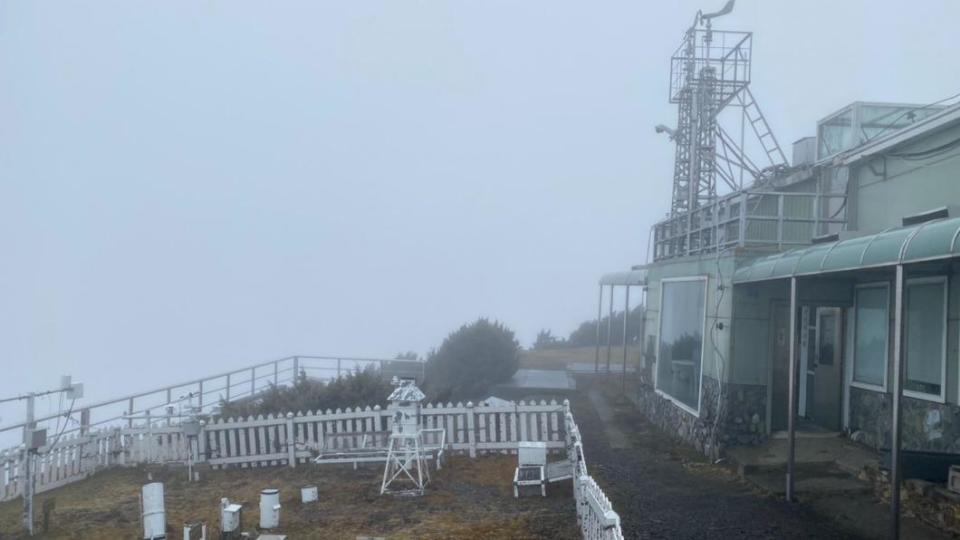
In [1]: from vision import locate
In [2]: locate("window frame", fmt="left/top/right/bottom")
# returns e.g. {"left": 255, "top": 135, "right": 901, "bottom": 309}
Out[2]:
{"left": 902, "top": 276, "right": 948, "bottom": 404}
{"left": 654, "top": 275, "right": 709, "bottom": 417}
{"left": 849, "top": 282, "right": 890, "bottom": 393}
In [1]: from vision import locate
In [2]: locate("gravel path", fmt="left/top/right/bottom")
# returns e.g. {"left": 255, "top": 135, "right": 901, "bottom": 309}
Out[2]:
{"left": 570, "top": 378, "right": 870, "bottom": 539}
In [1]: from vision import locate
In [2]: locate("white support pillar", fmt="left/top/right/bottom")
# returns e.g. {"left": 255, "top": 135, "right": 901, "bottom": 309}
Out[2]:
{"left": 621, "top": 286, "right": 631, "bottom": 393}
{"left": 594, "top": 285, "right": 603, "bottom": 373}
{"left": 606, "top": 285, "right": 614, "bottom": 374}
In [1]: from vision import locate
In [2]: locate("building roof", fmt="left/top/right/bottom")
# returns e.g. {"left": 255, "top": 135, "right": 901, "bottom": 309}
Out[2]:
{"left": 732, "top": 216, "right": 960, "bottom": 283}
{"left": 598, "top": 269, "right": 648, "bottom": 286}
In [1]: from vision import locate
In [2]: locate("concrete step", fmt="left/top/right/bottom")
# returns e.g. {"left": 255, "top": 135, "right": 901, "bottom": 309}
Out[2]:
{"left": 743, "top": 468, "right": 873, "bottom": 497}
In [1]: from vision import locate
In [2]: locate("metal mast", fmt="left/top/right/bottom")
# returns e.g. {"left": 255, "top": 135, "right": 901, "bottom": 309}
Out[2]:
{"left": 664, "top": 0, "right": 787, "bottom": 219}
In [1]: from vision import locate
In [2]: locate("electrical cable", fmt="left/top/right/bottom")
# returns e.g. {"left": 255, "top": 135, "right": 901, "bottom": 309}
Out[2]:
{"left": 888, "top": 135, "right": 960, "bottom": 161}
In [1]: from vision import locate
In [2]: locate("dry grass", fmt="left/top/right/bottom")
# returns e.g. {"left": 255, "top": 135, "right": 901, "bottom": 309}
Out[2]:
{"left": 0, "top": 455, "right": 577, "bottom": 540}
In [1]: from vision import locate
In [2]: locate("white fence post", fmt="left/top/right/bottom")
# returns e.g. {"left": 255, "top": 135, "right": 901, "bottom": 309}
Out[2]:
{"left": 466, "top": 402, "right": 476, "bottom": 458}
{"left": 286, "top": 413, "right": 296, "bottom": 468}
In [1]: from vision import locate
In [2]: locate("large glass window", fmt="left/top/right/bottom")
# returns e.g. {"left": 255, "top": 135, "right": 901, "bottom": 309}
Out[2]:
{"left": 852, "top": 284, "right": 888, "bottom": 388}
{"left": 656, "top": 279, "right": 706, "bottom": 412}
{"left": 904, "top": 278, "right": 947, "bottom": 400}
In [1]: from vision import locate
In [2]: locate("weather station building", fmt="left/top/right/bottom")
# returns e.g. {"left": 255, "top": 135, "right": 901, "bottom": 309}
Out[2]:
{"left": 598, "top": 0, "right": 960, "bottom": 477}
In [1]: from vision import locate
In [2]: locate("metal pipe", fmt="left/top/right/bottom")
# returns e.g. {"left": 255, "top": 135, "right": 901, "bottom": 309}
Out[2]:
{"left": 891, "top": 264, "right": 905, "bottom": 539}
{"left": 23, "top": 393, "right": 35, "bottom": 535}
{"left": 786, "top": 276, "right": 798, "bottom": 502}
{"left": 250, "top": 368, "right": 256, "bottom": 396}
{"left": 594, "top": 284, "right": 603, "bottom": 373}
{"left": 621, "top": 286, "right": 631, "bottom": 393}
{"left": 606, "top": 285, "right": 615, "bottom": 374}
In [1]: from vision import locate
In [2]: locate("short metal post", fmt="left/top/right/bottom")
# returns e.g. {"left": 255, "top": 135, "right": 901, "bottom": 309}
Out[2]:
{"left": 23, "top": 393, "right": 35, "bottom": 536}
{"left": 198, "top": 380, "right": 204, "bottom": 411}
{"left": 79, "top": 408, "right": 90, "bottom": 436}
{"left": 274, "top": 362, "right": 279, "bottom": 386}
{"left": 250, "top": 368, "right": 256, "bottom": 396}
{"left": 621, "top": 286, "right": 630, "bottom": 394}
{"left": 891, "top": 264, "right": 905, "bottom": 539}
{"left": 606, "top": 285, "right": 614, "bottom": 374}
{"left": 337, "top": 358, "right": 342, "bottom": 379}
{"left": 226, "top": 373, "right": 231, "bottom": 402}
{"left": 128, "top": 397, "right": 135, "bottom": 428}
{"left": 786, "top": 277, "right": 798, "bottom": 502}
{"left": 292, "top": 356, "right": 300, "bottom": 385}
{"left": 594, "top": 284, "right": 603, "bottom": 373}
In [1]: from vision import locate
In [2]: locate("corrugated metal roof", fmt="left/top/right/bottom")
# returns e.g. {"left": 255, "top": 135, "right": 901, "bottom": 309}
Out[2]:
{"left": 598, "top": 269, "right": 648, "bottom": 286}
{"left": 733, "top": 217, "right": 960, "bottom": 283}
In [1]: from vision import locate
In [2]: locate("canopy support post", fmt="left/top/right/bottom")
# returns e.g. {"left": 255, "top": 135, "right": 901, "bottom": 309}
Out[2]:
{"left": 891, "top": 264, "right": 905, "bottom": 539}
{"left": 621, "top": 286, "right": 631, "bottom": 393}
{"left": 594, "top": 284, "right": 603, "bottom": 374}
{"left": 786, "top": 276, "right": 798, "bottom": 502}
{"left": 606, "top": 285, "right": 614, "bottom": 374}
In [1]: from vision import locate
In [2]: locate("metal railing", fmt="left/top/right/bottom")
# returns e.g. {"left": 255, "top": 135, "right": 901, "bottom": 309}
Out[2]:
{"left": 0, "top": 355, "right": 424, "bottom": 445}
{"left": 652, "top": 190, "right": 847, "bottom": 261}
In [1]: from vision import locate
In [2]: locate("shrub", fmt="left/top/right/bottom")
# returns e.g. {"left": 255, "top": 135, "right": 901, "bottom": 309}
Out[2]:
{"left": 424, "top": 318, "right": 519, "bottom": 401}
{"left": 218, "top": 367, "right": 393, "bottom": 418}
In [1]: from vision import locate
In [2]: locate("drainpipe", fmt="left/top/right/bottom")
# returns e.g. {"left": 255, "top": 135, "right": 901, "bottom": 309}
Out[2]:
{"left": 786, "top": 277, "right": 798, "bottom": 502}
{"left": 890, "top": 264, "right": 905, "bottom": 539}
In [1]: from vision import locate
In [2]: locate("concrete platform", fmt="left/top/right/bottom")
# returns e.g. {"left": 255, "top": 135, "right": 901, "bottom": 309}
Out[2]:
{"left": 727, "top": 436, "right": 880, "bottom": 476}
{"left": 727, "top": 436, "right": 881, "bottom": 498}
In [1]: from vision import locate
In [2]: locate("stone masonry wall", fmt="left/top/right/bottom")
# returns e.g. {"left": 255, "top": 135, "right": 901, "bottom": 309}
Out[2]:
{"left": 629, "top": 375, "right": 767, "bottom": 459}
{"left": 849, "top": 386, "right": 960, "bottom": 452}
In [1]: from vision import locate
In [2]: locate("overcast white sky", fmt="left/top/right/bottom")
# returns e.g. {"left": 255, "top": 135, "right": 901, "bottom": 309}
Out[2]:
{"left": 2, "top": 0, "right": 959, "bottom": 411}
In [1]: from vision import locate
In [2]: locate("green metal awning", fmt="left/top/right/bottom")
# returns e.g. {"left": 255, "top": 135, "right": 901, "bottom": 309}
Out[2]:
{"left": 598, "top": 269, "right": 648, "bottom": 286}
{"left": 733, "top": 217, "right": 960, "bottom": 283}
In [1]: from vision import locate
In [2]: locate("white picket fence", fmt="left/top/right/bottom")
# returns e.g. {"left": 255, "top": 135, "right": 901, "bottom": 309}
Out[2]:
{"left": 564, "top": 403, "right": 624, "bottom": 540}
{"left": 0, "top": 429, "right": 124, "bottom": 502}
{"left": 0, "top": 400, "right": 565, "bottom": 502}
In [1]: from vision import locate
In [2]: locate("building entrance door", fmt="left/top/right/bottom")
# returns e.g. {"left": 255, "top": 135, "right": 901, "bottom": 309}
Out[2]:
{"left": 769, "top": 303, "right": 844, "bottom": 433}
{"left": 808, "top": 307, "right": 843, "bottom": 431}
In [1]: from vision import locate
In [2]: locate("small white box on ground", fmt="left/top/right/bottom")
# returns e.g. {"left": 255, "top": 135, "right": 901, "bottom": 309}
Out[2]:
{"left": 301, "top": 485, "right": 318, "bottom": 503}
{"left": 518, "top": 441, "right": 547, "bottom": 467}
{"left": 949, "top": 465, "right": 960, "bottom": 494}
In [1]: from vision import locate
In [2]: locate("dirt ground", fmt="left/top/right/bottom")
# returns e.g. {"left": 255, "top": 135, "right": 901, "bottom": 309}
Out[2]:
{"left": 0, "top": 455, "right": 577, "bottom": 539}
{"left": 571, "top": 376, "right": 881, "bottom": 539}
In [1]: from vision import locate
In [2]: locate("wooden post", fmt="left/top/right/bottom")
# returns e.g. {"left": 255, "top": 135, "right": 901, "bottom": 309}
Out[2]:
{"left": 466, "top": 402, "right": 477, "bottom": 458}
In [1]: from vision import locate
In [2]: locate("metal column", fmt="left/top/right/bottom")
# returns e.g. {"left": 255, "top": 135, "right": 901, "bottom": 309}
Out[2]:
{"left": 606, "top": 285, "right": 614, "bottom": 374}
{"left": 890, "top": 264, "right": 905, "bottom": 539}
{"left": 786, "top": 277, "right": 798, "bottom": 502}
{"left": 23, "top": 394, "right": 35, "bottom": 536}
{"left": 621, "top": 286, "right": 631, "bottom": 393}
{"left": 594, "top": 285, "right": 603, "bottom": 373}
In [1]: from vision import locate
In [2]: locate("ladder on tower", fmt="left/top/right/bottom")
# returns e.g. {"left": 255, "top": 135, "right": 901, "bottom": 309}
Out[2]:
{"left": 736, "top": 86, "right": 788, "bottom": 168}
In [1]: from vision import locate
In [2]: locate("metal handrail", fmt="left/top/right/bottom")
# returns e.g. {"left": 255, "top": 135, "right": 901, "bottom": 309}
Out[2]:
{"left": 652, "top": 189, "right": 848, "bottom": 261}
{"left": 0, "top": 354, "right": 422, "bottom": 439}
